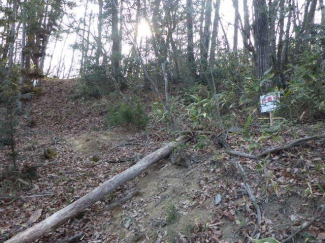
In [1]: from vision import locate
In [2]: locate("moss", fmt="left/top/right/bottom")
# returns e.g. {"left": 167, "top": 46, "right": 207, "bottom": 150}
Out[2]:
{"left": 91, "top": 156, "right": 100, "bottom": 162}
{"left": 43, "top": 148, "right": 57, "bottom": 159}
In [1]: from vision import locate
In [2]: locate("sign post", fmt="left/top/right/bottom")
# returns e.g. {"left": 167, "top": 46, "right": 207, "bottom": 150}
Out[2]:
{"left": 260, "top": 92, "right": 280, "bottom": 126}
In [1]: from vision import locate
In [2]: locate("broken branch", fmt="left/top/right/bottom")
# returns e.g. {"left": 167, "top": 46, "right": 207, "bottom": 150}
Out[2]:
{"left": 282, "top": 213, "right": 323, "bottom": 242}
{"left": 226, "top": 134, "right": 325, "bottom": 160}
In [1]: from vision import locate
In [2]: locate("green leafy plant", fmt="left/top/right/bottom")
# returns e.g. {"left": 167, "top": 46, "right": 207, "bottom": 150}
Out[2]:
{"left": 195, "top": 134, "right": 212, "bottom": 149}
{"left": 186, "top": 94, "right": 214, "bottom": 129}
{"left": 244, "top": 114, "right": 252, "bottom": 138}
{"left": 249, "top": 237, "right": 280, "bottom": 243}
{"left": 165, "top": 204, "right": 178, "bottom": 224}
{"left": 0, "top": 66, "right": 19, "bottom": 169}
{"left": 278, "top": 56, "right": 325, "bottom": 119}
{"left": 107, "top": 101, "right": 149, "bottom": 129}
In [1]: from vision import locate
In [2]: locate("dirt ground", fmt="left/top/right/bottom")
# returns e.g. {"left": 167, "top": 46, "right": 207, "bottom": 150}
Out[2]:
{"left": 1, "top": 79, "right": 325, "bottom": 243}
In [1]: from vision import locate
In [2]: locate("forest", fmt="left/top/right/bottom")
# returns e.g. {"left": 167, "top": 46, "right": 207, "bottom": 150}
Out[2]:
{"left": 0, "top": 0, "right": 325, "bottom": 242}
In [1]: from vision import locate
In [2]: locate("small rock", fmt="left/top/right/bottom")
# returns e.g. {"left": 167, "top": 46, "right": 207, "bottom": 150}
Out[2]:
{"left": 214, "top": 194, "right": 222, "bottom": 205}
{"left": 124, "top": 218, "right": 132, "bottom": 229}
{"left": 170, "top": 149, "right": 191, "bottom": 167}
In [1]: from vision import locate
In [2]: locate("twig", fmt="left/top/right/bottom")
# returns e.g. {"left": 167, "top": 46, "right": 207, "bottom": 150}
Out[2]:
{"left": 105, "top": 189, "right": 139, "bottom": 211}
{"left": 282, "top": 214, "right": 323, "bottom": 242}
{"left": 226, "top": 150, "right": 257, "bottom": 159}
{"left": 53, "top": 232, "right": 84, "bottom": 243}
{"left": 0, "top": 193, "right": 54, "bottom": 201}
{"left": 108, "top": 142, "right": 141, "bottom": 152}
{"left": 236, "top": 162, "right": 262, "bottom": 225}
{"left": 22, "top": 193, "right": 54, "bottom": 199}
{"left": 106, "top": 156, "right": 139, "bottom": 164}
{"left": 258, "top": 135, "right": 325, "bottom": 157}
{"left": 226, "top": 134, "right": 325, "bottom": 159}
{"left": 229, "top": 159, "right": 262, "bottom": 239}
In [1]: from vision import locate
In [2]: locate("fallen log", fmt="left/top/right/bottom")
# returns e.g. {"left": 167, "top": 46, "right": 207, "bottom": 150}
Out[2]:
{"left": 5, "top": 136, "right": 187, "bottom": 243}
{"left": 226, "top": 134, "right": 325, "bottom": 159}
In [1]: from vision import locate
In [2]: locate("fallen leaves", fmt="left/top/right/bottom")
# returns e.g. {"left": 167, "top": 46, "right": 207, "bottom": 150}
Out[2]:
{"left": 25, "top": 209, "right": 42, "bottom": 226}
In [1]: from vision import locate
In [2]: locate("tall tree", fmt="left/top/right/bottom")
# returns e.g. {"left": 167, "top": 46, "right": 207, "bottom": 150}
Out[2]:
{"left": 96, "top": 0, "right": 103, "bottom": 65}
{"left": 201, "top": 0, "right": 212, "bottom": 82}
{"left": 276, "top": 0, "right": 285, "bottom": 72}
{"left": 321, "top": 0, "right": 325, "bottom": 25}
{"left": 202, "top": 0, "right": 212, "bottom": 62}
{"left": 268, "top": 0, "right": 278, "bottom": 65}
{"left": 295, "top": 0, "right": 317, "bottom": 55}
{"left": 241, "top": 0, "right": 254, "bottom": 54}
{"left": 199, "top": 0, "right": 206, "bottom": 63}
{"left": 281, "top": 0, "right": 292, "bottom": 71}
{"left": 186, "top": 0, "right": 197, "bottom": 78}
{"left": 253, "top": 0, "right": 271, "bottom": 91}
{"left": 111, "top": 0, "right": 124, "bottom": 88}
{"left": 209, "top": 0, "right": 220, "bottom": 65}
{"left": 320, "top": 0, "right": 325, "bottom": 59}
{"left": 232, "top": 0, "right": 239, "bottom": 53}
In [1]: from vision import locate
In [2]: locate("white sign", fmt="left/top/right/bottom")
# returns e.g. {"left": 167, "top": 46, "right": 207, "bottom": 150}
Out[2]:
{"left": 260, "top": 92, "right": 280, "bottom": 113}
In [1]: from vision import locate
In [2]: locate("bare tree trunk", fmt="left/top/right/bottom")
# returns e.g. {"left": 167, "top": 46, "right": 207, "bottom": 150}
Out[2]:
{"left": 5, "top": 136, "right": 187, "bottom": 243}
{"left": 295, "top": 0, "right": 317, "bottom": 55}
{"left": 79, "top": 0, "right": 89, "bottom": 75}
{"left": 186, "top": 0, "right": 197, "bottom": 79}
{"left": 112, "top": 0, "right": 122, "bottom": 88}
{"left": 240, "top": 0, "right": 255, "bottom": 59}
{"left": 84, "top": 11, "right": 93, "bottom": 68}
{"left": 18, "top": 2, "right": 26, "bottom": 113}
{"left": 201, "top": 0, "right": 212, "bottom": 82}
{"left": 199, "top": 0, "right": 206, "bottom": 62}
{"left": 67, "top": 28, "right": 80, "bottom": 79}
{"left": 169, "top": 34, "right": 180, "bottom": 82}
{"left": 304, "top": 0, "right": 317, "bottom": 38}
{"left": 321, "top": 0, "right": 325, "bottom": 25}
{"left": 39, "top": 1, "right": 49, "bottom": 73}
{"left": 7, "top": 1, "right": 17, "bottom": 69}
{"left": 119, "top": 0, "right": 123, "bottom": 56}
{"left": 219, "top": 19, "right": 230, "bottom": 51}
{"left": 268, "top": 0, "right": 278, "bottom": 66}
{"left": 233, "top": 0, "right": 239, "bottom": 54}
{"left": 281, "top": 0, "right": 292, "bottom": 72}
{"left": 128, "top": 0, "right": 140, "bottom": 82}
{"left": 277, "top": 0, "right": 285, "bottom": 71}
{"left": 320, "top": 0, "right": 325, "bottom": 59}
{"left": 209, "top": 0, "right": 220, "bottom": 65}
{"left": 46, "top": 37, "right": 58, "bottom": 76}
{"left": 163, "top": 1, "right": 180, "bottom": 82}
{"left": 96, "top": 0, "right": 103, "bottom": 65}
{"left": 56, "top": 34, "right": 68, "bottom": 78}
{"left": 112, "top": 0, "right": 127, "bottom": 89}
{"left": 253, "top": 0, "right": 271, "bottom": 91}
{"left": 202, "top": 0, "right": 212, "bottom": 61}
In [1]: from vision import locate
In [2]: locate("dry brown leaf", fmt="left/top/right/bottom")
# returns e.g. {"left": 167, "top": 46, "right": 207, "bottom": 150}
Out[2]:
{"left": 25, "top": 209, "right": 42, "bottom": 226}
{"left": 317, "top": 232, "right": 325, "bottom": 240}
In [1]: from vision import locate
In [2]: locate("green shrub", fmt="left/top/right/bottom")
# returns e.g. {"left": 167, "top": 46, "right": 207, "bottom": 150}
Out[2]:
{"left": 75, "top": 64, "right": 114, "bottom": 99}
{"left": 165, "top": 204, "right": 178, "bottom": 224}
{"left": 107, "top": 102, "right": 149, "bottom": 129}
{"left": 0, "top": 65, "right": 19, "bottom": 169}
{"left": 277, "top": 56, "right": 325, "bottom": 119}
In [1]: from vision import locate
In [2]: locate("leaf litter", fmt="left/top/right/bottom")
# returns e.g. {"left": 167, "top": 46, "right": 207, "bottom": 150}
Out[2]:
{"left": 0, "top": 79, "right": 324, "bottom": 242}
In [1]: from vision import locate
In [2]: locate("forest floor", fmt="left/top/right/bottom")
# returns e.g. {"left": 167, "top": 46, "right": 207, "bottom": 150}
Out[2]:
{"left": 0, "top": 79, "right": 325, "bottom": 243}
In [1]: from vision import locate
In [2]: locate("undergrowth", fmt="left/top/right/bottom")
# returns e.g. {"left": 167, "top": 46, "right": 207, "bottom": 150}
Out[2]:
{"left": 106, "top": 101, "right": 149, "bottom": 129}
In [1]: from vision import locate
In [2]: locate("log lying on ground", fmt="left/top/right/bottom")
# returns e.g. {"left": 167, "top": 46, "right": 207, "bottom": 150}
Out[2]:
{"left": 6, "top": 136, "right": 187, "bottom": 243}
{"left": 226, "top": 134, "right": 325, "bottom": 159}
